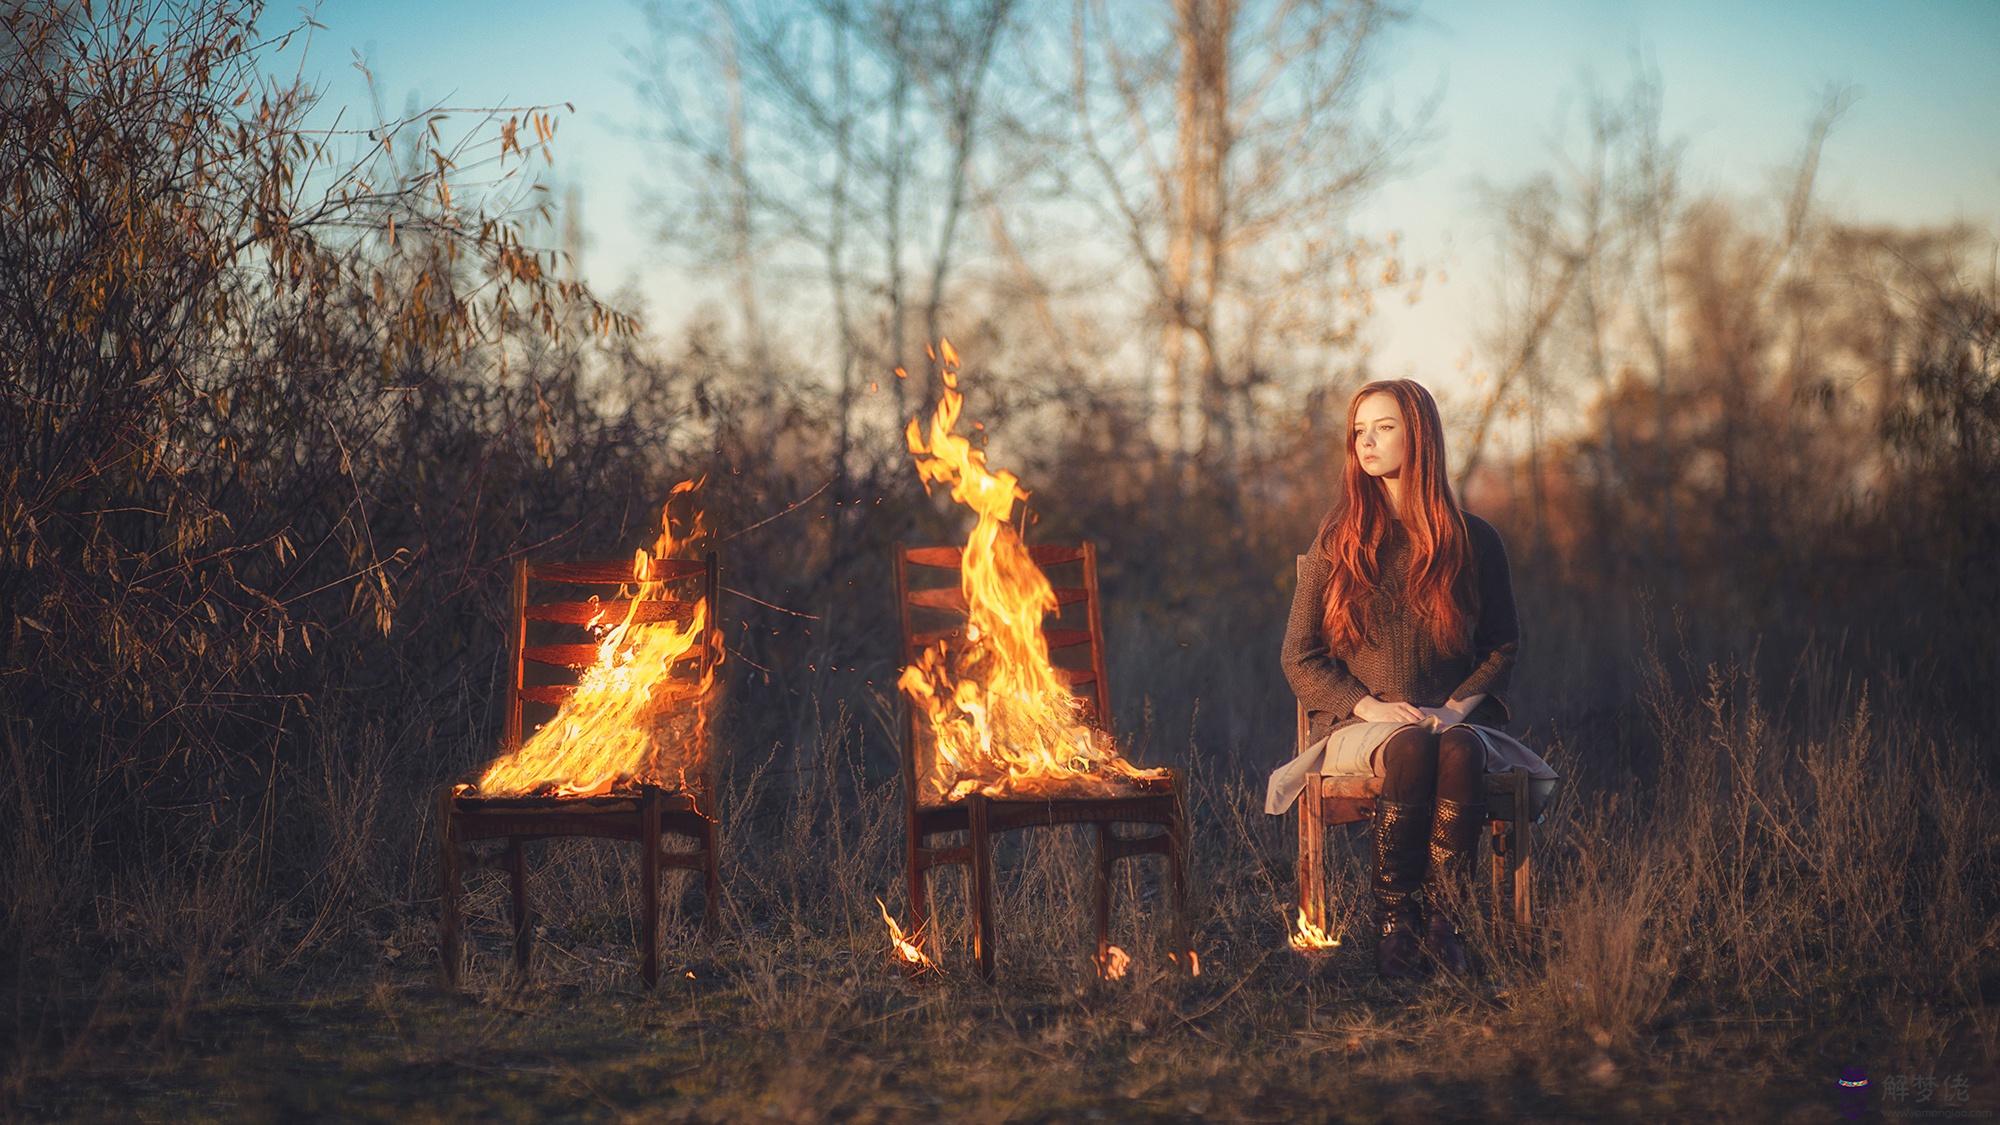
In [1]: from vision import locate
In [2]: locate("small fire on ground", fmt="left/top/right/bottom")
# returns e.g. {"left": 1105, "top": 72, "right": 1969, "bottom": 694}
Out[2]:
{"left": 896, "top": 340, "right": 1168, "bottom": 803}
{"left": 876, "top": 898, "right": 935, "bottom": 971}
{"left": 465, "top": 479, "right": 717, "bottom": 799}
{"left": 1288, "top": 907, "right": 1342, "bottom": 952}
{"left": 1095, "top": 945, "right": 1131, "bottom": 980}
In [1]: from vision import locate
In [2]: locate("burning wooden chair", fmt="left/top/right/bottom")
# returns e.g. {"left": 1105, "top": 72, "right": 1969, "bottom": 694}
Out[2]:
{"left": 895, "top": 541, "right": 1188, "bottom": 982}
{"left": 438, "top": 551, "right": 722, "bottom": 989}
{"left": 1291, "top": 562, "right": 1554, "bottom": 949}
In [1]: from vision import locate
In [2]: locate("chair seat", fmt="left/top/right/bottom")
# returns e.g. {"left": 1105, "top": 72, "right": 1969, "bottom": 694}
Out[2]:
{"left": 914, "top": 774, "right": 1181, "bottom": 835}
{"left": 451, "top": 784, "right": 703, "bottom": 815}
{"left": 1313, "top": 771, "right": 1553, "bottom": 823}
{"left": 449, "top": 785, "right": 710, "bottom": 844}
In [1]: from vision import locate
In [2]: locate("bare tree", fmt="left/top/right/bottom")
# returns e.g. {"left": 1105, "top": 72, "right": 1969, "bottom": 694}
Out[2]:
{"left": 1052, "top": 0, "right": 1423, "bottom": 470}
{"left": 634, "top": 0, "right": 1016, "bottom": 453}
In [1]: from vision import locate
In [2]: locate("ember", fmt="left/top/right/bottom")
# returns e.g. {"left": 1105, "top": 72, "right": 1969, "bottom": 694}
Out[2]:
{"left": 896, "top": 341, "right": 1169, "bottom": 802}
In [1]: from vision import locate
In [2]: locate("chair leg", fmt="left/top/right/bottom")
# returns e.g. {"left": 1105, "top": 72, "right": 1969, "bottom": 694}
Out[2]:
{"left": 437, "top": 788, "right": 462, "bottom": 989}
{"left": 1167, "top": 809, "right": 1191, "bottom": 969}
{"left": 1489, "top": 820, "right": 1508, "bottom": 934}
{"left": 1512, "top": 774, "right": 1533, "bottom": 928}
{"left": 1092, "top": 823, "right": 1112, "bottom": 967}
{"left": 701, "top": 815, "right": 721, "bottom": 937}
{"left": 968, "top": 795, "right": 996, "bottom": 983}
{"left": 641, "top": 792, "right": 661, "bottom": 989}
{"left": 907, "top": 823, "right": 932, "bottom": 957}
{"left": 507, "top": 838, "right": 531, "bottom": 982}
{"left": 1296, "top": 783, "right": 1326, "bottom": 939}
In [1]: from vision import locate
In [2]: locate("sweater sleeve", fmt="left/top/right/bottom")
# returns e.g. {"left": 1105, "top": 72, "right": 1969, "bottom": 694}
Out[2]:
{"left": 1449, "top": 517, "right": 1519, "bottom": 702}
{"left": 1281, "top": 551, "right": 1373, "bottom": 721}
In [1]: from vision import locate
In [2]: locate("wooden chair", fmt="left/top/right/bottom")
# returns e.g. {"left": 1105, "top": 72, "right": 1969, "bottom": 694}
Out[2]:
{"left": 895, "top": 541, "right": 1188, "bottom": 981}
{"left": 438, "top": 552, "right": 722, "bottom": 989}
{"left": 1291, "top": 562, "right": 1551, "bottom": 948}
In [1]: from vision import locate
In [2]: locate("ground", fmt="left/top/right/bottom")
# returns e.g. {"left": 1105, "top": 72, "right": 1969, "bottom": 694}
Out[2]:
{"left": 12, "top": 920, "right": 1969, "bottom": 1123}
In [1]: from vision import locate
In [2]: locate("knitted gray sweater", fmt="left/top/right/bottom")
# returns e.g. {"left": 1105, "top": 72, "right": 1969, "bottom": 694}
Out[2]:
{"left": 1282, "top": 512, "right": 1519, "bottom": 747}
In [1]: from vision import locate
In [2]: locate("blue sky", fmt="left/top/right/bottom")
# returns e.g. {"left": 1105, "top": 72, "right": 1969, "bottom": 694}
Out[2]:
{"left": 306, "top": 0, "right": 2000, "bottom": 393}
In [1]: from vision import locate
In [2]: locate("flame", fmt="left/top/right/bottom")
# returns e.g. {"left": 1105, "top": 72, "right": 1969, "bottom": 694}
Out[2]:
{"left": 1095, "top": 944, "right": 1131, "bottom": 980}
{"left": 876, "top": 897, "right": 935, "bottom": 970}
{"left": 1168, "top": 949, "right": 1202, "bottom": 976}
{"left": 1288, "top": 907, "right": 1342, "bottom": 952}
{"left": 897, "top": 342, "right": 1167, "bottom": 802}
{"left": 473, "top": 480, "right": 718, "bottom": 798}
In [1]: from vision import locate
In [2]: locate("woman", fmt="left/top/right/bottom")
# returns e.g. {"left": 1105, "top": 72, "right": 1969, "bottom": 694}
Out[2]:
{"left": 1267, "top": 379, "right": 1556, "bottom": 980}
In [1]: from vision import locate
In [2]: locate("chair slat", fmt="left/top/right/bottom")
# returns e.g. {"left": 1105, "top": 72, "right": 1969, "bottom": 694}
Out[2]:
{"left": 523, "top": 642, "right": 713, "bottom": 670}
{"left": 905, "top": 585, "right": 1087, "bottom": 613}
{"left": 519, "top": 672, "right": 709, "bottom": 708}
{"left": 905, "top": 543, "right": 1088, "bottom": 568}
{"left": 524, "top": 599, "right": 697, "bottom": 626}
{"left": 908, "top": 625, "right": 1090, "bottom": 652}
{"left": 1045, "top": 627, "right": 1090, "bottom": 650}
{"left": 519, "top": 683, "right": 576, "bottom": 705}
{"left": 1054, "top": 665, "right": 1096, "bottom": 687}
{"left": 528, "top": 558, "right": 708, "bottom": 585}
{"left": 910, "top": 626, "right": 964, "bottom": 649}
{"left": 524, "top": 643, "right": 601, "bottom": 669}
{"left": 905, "top": 586, "right": 968, "bottom": 612}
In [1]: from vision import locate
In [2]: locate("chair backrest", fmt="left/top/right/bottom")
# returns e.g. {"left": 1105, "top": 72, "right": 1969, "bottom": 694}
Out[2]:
{"left": 894, "top": 541, "right": 1112, "bottom": 810}
{"left": 506, "top": 551, "right": 722, "bottom": 792}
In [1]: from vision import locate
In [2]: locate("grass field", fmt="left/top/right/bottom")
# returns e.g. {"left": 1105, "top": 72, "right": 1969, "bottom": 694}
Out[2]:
{"left": 8, "top": 658, "right": 1997, "bottom": 1122}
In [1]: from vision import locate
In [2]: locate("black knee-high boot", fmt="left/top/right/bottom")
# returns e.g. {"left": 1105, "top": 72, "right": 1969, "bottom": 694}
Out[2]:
{"left": 1424, "top": 796, "right": 1485, "bottom": 975}
{"left": 1372, "top": 797, "right": 1432, "bottom": 980}
{"left": 1425, "top": 729, "right": 1486, "bottom": 975}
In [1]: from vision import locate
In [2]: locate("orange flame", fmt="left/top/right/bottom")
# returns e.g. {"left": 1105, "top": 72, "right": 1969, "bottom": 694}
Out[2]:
{"left": 1288, "top": 907, "right": 1341, "bottom": 952}
{"left": 897, "top": 342, "right": 1166, "bottom": 802}
{"left": 876, "top": 897, "right": 935, "bottom": 970}
{"left": 474, "top": 480, "right": 717, "bottom": 798}
{"left": 1095, "top": 944, "right": 1132, "bottom": 980}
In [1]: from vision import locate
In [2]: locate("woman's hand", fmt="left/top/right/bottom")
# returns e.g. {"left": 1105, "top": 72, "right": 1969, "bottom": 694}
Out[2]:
{"left": 1417, "top": 705, "right": 1462, "bottom": 730}
{"left": 1353, "top": 695, "right": 1424, "bottom": 724}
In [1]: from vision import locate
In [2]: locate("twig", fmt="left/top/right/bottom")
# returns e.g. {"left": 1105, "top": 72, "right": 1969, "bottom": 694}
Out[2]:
{"left": 1174, "top": 947, "right": 1275, "bottom": 1028}
{"left": 722, "top": 586, "right": 820, "bottom": 620}
{"left": 718, "top": 477, "right": 833, "bottom": 543}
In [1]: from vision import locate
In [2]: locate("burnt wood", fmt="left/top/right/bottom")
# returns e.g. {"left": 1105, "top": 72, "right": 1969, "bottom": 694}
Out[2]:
{"left": 894, "top": 540, "right": 1190, "bottom": 982}
{"left": 438, "top": 551, "right": 724, "bottom": 990}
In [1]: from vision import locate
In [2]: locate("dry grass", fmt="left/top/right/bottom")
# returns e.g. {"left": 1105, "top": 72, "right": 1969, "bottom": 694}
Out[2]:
{"left": 4, "top": 645, "right": 1996, "bottom": 1122}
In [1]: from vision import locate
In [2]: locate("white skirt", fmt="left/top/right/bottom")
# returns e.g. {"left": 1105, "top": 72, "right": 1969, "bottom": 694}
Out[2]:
{"left": 1264, "top": 720, "right": 1559, "bottom": 816}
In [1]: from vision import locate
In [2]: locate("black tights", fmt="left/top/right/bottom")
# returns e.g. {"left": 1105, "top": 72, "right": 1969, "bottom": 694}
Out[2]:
{"left": 1379, "top": 726, "right": 1482, "bottom": 805}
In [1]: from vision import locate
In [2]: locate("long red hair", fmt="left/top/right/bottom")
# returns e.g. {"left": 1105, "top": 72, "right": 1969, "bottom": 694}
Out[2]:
{"left": 1316, "top": 379, "right": 1476, "bottom": 657}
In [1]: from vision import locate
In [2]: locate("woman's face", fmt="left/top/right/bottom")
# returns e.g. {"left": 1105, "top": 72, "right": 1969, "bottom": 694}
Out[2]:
{"left": 1352, "top": 391, "right": 1408, "bottom": 479}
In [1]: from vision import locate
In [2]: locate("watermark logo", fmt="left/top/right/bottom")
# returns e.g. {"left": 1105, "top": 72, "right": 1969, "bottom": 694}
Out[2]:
{"left": 1839, "top": 1066, "right": 1871, "bottom": 1121}
{"left": 1865, "top": 1069, "right": 1987, "bottom": 1120}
